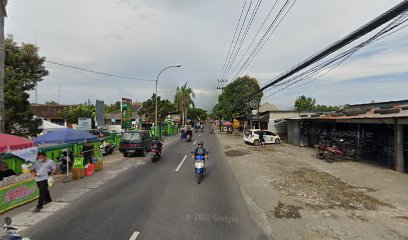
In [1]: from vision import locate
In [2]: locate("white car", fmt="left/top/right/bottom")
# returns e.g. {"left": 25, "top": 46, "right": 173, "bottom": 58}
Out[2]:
{"left": 243, "top": 129, "right": 281, "bottom": 145}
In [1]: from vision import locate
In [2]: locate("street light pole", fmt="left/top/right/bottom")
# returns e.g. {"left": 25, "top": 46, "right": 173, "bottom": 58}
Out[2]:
{"left": 155, "top": 64, "right": 181, "bottom": 137}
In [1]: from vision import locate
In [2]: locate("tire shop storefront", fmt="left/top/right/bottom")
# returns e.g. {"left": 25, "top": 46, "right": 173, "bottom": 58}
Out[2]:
{"left": 287, "top": 106, "right": 408, "bottom": 173}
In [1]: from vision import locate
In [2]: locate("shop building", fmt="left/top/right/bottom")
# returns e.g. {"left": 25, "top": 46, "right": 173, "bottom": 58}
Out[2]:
{"left": 287, "top": 100, "right": 408, "bottom": 173}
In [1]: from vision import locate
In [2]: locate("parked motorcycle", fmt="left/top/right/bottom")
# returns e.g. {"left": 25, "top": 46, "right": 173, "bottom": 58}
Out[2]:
{"left": 150, "top": 144, "right": 161, "bottom": 162}
{"left": 100, "top": 141, "right": 115, "bottom": 156}
{"left": 2, "top": 217, "right": 30, "bottom": 240}
{"left": 315, "top": 139, "right": 359, "bottom": 162}
{"left": 210, "top": 128, "right": 214, "bottom": 134}
{"left": 187, "top": 135, "right": 192, "bottom": 142}
{"left": 194, "top": 155, "right": 206, "bottom": 184}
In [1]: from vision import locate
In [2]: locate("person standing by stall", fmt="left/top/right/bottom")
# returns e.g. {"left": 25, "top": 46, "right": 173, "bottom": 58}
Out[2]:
{"left": 30, "top": 152, "right": 56, "bottom": 213}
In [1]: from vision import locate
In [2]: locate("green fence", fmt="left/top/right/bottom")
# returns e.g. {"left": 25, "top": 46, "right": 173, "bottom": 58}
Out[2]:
{"left": 0, "top": 134, "right": 123, "bottom": 174}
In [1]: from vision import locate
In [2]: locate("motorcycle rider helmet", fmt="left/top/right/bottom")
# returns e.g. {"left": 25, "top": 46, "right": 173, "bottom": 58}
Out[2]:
{"left": 198, "top": 141, "right": 204, "bottom": 147}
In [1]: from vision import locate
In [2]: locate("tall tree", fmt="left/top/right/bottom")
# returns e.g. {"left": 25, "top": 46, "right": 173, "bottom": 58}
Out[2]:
{"left": 294, "top": 95, "right": 316, "bottom": 112}
{"left": 140, "top": 94, "right": 176, "bottom": 123}
{"left": 105, "top": 101, "right": 121, "bottom": 113}
{"left": 213, "top": 75, "right": 262, "bottom": 120}
{"left": 45, "top": 100, "right": 59, "bottom": 105}
{"left": 61, "top": 103, "right": 95, "bottom": 124}
{"left": 294, "top": 95, "right": 349, "bottom": 112}
{"left": 174, "top": 83, "right": 195, "bottom": 126}
{"left": 187, "top": 107, "right": 208, "bottom": 121}
{"left": 4, "top": 36, "right": 48, "bottom": 136}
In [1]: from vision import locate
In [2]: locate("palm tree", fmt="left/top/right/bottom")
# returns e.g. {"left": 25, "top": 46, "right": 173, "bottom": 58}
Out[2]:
{"left": 174, "top": 83, "right": 195, "bottom": 126}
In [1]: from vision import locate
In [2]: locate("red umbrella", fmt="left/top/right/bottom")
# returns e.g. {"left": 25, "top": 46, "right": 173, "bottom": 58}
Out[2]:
{"left": 0, "top": 133, "right": 35, "bottom": 154}
{"left": 223, "top": 121, "right": 233, "bottom": 126}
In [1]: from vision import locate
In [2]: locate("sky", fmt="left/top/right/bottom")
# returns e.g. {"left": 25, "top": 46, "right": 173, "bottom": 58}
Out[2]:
{"left": 6, "top": 0, "right": 408, "bottom": 111}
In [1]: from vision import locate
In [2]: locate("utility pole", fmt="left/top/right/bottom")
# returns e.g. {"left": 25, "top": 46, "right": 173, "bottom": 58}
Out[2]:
{"left": 0, "top": 0, "right": 7, "bottom": 133}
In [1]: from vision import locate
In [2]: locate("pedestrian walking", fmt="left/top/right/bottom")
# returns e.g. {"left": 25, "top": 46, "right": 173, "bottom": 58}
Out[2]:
{"left": 30, "top": 152, "right": 56, "bottom": 213}
{"left": 258, "top": 130, "right": 266, "bottom": 147}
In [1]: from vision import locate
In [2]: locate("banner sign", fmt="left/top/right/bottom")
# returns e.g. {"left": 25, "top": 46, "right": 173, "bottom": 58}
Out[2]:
{"left": 78, "top": 117, "right": 92, "bottom": 130}
{"left": 0, "top": 179, "right": 39, "bottom": 214}
{"left": 121, "top": 98, "right": 132, "bottom": 129}
{"left": 11, "top": 147, "right": 38, "bottom": 163}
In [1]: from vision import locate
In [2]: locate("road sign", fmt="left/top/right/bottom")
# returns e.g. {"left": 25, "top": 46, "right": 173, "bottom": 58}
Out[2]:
{"left": 250, "top": 100, "right": 258, "bottom": 109}
{"left": 252, "top": 110, "right": 257, "bottom": 115}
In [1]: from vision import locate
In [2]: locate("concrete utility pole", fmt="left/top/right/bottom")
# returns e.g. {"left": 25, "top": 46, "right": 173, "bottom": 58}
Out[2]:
{"left": 0, "top": 0, "right": 7, "bottom": 133}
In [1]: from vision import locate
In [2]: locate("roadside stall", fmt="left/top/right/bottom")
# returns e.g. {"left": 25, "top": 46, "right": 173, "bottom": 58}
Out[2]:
{"left": 223, "top": 121, "right": 233, "bottom": 134}
{"left": 0, "top": 134, "right": 39, "bottom": 214}
{"left": 35, "top": 129, "right": 101, "bottom": 182}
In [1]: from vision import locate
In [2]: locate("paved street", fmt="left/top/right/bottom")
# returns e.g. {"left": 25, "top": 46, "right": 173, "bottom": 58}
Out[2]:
{"left": 23, "top": 129, "right": 267, "bottom": 240}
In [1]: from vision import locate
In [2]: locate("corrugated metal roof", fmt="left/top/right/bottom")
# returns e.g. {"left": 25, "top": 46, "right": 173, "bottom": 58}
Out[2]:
{"left": 286, "top": 107, "right": 408, "bottom": 120}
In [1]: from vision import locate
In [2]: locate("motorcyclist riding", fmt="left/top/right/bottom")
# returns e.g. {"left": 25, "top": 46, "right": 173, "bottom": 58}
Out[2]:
{"left": 192, "top": 141, "right": 208, "bottom": 170}
{"left": 186, "top": 128, "right": 193, "bottom": 139}
{"left": 152, "top": 137, "right": 163, "bottom": 154}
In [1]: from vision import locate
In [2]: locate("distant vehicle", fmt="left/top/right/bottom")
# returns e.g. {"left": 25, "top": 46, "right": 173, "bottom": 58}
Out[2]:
{"left": 88, "top": 129, "right": 112, "bottom": 138}
{"left": 119, "top": 130, "right": 152, "bottom": 157}
{"left": 243, "top": 129, "right": 281, "bottom": 146}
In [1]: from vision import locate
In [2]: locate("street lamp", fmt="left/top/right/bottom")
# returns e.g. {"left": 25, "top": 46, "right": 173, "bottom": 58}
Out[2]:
{"left": 155, "top": 64, "right": 181, "bottom": 137}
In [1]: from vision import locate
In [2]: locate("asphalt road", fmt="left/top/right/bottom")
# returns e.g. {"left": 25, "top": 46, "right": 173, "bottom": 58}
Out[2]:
{"left": 24, "top": 127, "right": 267, "bottom": 240}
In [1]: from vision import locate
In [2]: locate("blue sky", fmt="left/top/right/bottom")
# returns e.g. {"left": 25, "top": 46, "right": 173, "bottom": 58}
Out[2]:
{"left": 6, "top": 0, "right": 408, "bottom": 111}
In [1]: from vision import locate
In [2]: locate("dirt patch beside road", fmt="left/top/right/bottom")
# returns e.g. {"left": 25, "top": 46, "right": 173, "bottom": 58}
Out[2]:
{"left": 217, "top": 133, "right": 408, "bottom": 240}
{"left": 273, "top": 167, "right": 393, "bottom": 210}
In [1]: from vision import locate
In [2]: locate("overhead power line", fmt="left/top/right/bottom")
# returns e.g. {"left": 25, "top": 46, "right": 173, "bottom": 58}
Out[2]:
{"left": 253, "top": 0, "right": 408, "bottom": 96}
{"left": 217, "top": 1, "right": 247, "bottom": 82}
{"left": 262, "top": 11, "right": 408, "bottom": 100}
{"left": 45, "top": 60, "right": 155, "bottom": 82}
{"left": 224, "top": 0, "right": 263, "bottom": 79}
{"left": 228, "top": 0, "right": 296, "bottom": 82}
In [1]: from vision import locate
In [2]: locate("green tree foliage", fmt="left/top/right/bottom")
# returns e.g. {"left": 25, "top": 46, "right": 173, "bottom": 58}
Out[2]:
{"left": 294, "top": 95, "right": 316, "bottom": 112}
{"left": 105, "top": 101, "right": 121, "bottom": 113}
{"left": 187, "top": 107, "right": 208, "bottom": 121}
{"left": 45, "top": 100, "right": 59, "bottom": 105}
{"left": 4, "top": 36, "right": 49, "bottom": 136}
{"left": 213, "top": 75, "right": 262, "bottom": 120}
{"left": 61, "top": 103, "right": 95, "bottom": 124}
{"left": 174, "top": 83, "right": 195, "bottom": 125}
{"left": 294, "top": 95, "right": 349, "bottom": 112}
{"left": 139, "top": 94, "right": 176, "bottom": 123}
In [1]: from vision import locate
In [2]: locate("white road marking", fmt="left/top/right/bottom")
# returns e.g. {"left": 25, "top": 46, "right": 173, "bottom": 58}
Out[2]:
{"left": 193, "top": 140, "right": 197, "bottom": 145}
{"left": 175, "top": 155, "right": 187, "bottom": 172}
{"left": 199, "top": 134, "right": 202, "bottom": 137}
{"left": 129, "top": 231, "right": 140, "bottom": 240}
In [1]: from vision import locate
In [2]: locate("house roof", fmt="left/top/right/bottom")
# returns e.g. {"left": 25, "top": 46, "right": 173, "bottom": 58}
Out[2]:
{"left": 287, "top": 106, "right": 408, "bottom": 121}
{"left": 31, "top": 104, "right": 70, "bottom": 119}
{"left": 259, "top": 102, "right": 278, "bottom": 113}
{"left": 105, "top": 110, "right": 141, "bottom": 120}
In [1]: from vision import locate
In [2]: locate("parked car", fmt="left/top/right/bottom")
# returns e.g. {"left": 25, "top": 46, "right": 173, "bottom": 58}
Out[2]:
{"left": 119, "top": 130, "right": 152, "bottom": 157}
{"left": 88, "top": 129, "right": 112, "bottom": 138}
{"left": 243, "top": 129, "right": 281, "bottom": 145}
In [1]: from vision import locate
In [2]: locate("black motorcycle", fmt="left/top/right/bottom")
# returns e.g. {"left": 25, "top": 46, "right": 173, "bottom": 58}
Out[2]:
{"left": 100, "top": 142, "right": 115, "bottom": 156}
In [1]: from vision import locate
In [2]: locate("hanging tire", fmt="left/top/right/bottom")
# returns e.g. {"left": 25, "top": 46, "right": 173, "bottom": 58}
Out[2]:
{"left": 253, "top": 140, "right": 260, "bottom": 146}
{"left": 275, "top": 139, "right": 281, "bottom": 144}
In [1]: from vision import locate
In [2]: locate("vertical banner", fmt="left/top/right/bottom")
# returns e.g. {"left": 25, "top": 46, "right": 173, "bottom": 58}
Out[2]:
{"left": 95, "top": 100, "right": 105, "bottom": 128}
{"left": 121, "top": 98, "right": 132, "bottom": 129}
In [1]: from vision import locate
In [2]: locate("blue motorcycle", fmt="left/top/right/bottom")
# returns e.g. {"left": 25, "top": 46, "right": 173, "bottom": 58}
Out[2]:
{"left": 194, "top": 155, "right": 206, "bottom": 184}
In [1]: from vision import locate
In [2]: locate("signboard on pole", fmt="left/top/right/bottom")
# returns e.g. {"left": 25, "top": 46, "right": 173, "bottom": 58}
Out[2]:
{"left": 78, "top": 117, "right": 92, "bottom": 130}
{"left": 121, "top": 98, "right": 132, "bottom": 129}
{"left": 95, "top": 100, "right": 105, "bottom": 128}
